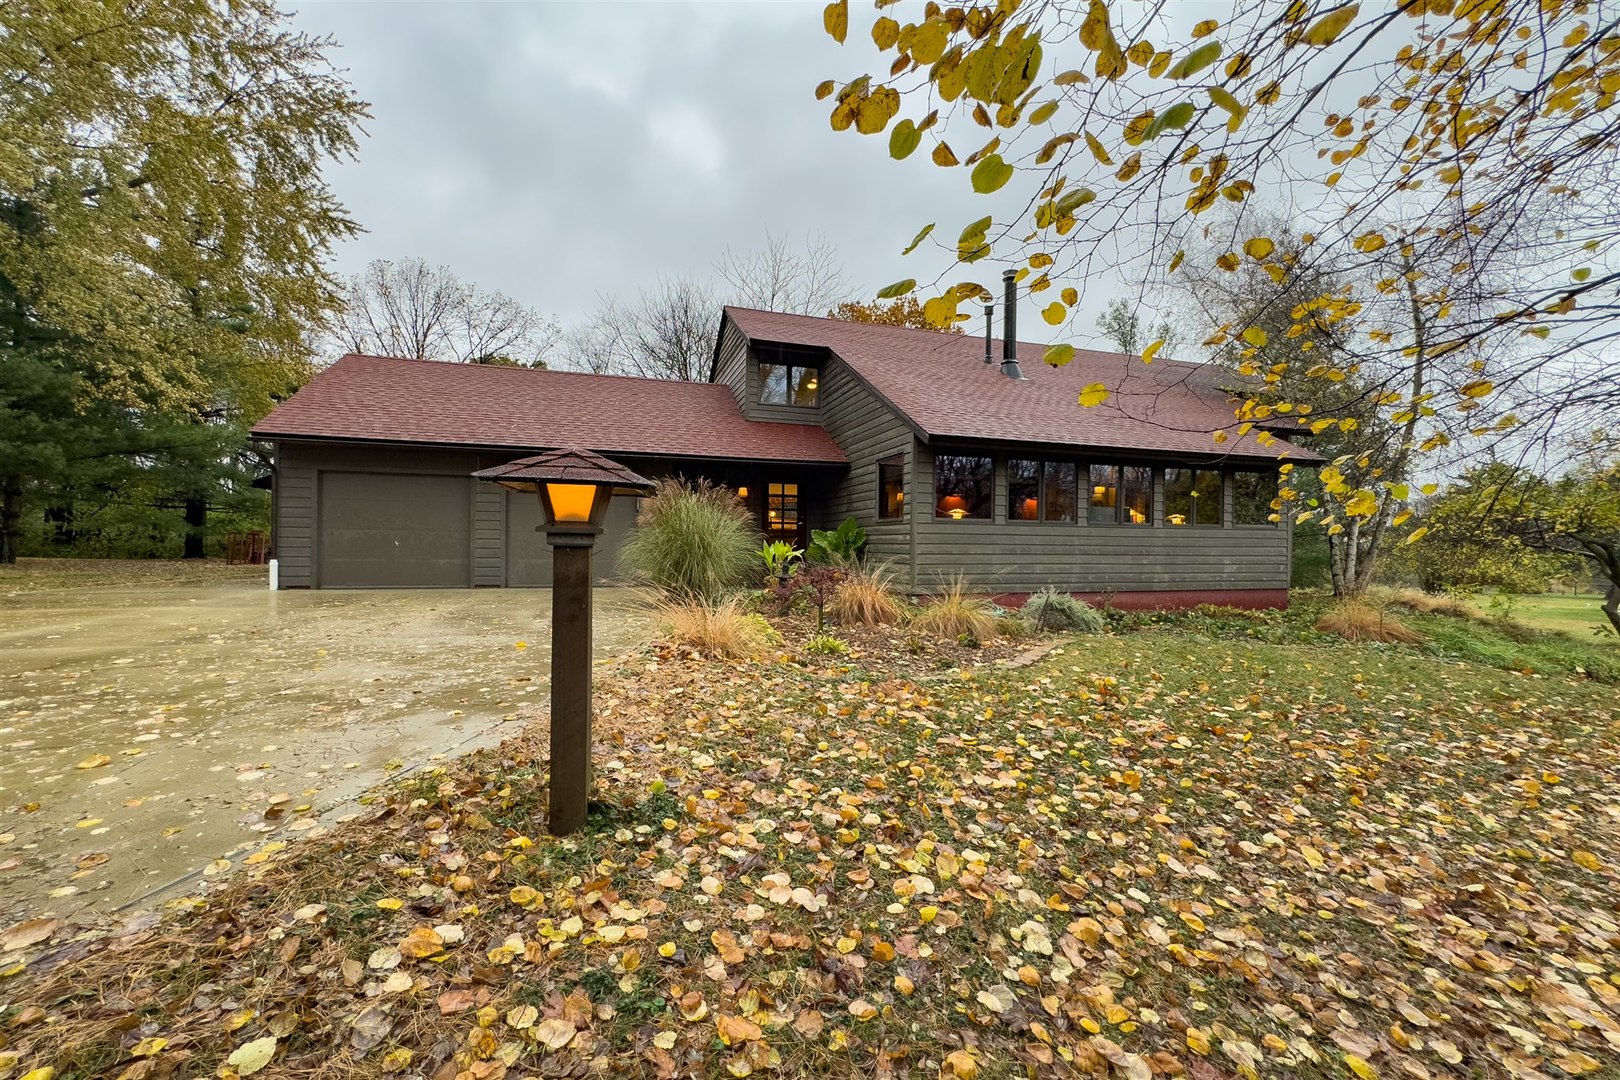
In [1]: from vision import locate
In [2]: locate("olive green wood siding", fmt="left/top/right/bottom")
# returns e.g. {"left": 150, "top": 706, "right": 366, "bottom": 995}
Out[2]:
{"left": 713, "top": 316, "right": 825, "bottom": 425}
{"left": 473, "top": 485, "right": 506, "bottom": 586}
{"left": 271, "top": 441, "right": 670, "bottom": 589}
{"left": 271, "top": 443, "right": 531, "bottom": 589}
{"left": 273, "top": 452, "right": 316, "bottom": 587}
{"left": 912, "top": 443, "right": 1289, "bottom": 594}
{"left": 815, "top": 357, "right": 914, "bottom": 574}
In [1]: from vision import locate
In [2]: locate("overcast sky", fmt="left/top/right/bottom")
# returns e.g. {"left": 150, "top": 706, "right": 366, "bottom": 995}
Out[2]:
{"left": 288, "top": 1, "right": 1107, "bottom": 347}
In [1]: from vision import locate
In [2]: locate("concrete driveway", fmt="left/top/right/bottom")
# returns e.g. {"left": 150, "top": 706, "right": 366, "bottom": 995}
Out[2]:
{"left": 0, "top": 567, "right": 654, "bottom": 927}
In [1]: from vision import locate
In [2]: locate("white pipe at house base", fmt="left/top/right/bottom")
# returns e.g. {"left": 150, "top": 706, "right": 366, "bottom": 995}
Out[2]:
{"left": 268, "top": 558, "right": 279, "bottom": 591}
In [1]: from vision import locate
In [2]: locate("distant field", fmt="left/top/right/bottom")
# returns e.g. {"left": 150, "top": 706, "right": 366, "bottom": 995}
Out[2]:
{"left": 1484, "top": 591, "right": 1618, "bottom": 643}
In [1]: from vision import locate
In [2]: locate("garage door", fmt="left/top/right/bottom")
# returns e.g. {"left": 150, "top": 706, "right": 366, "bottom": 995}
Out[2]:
{"left": 317, "top": 472, "right": 471, "bottom": 588}
{"left": 506, "top": 490, "right": 639, "bottom": 587}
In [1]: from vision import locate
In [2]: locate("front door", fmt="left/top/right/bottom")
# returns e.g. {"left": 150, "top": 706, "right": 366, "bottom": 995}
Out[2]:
{"left": 763, "top": 481, "right": 806, "bottom": 548}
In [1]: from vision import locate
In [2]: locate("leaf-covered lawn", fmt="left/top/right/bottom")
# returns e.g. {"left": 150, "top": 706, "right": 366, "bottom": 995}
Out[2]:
{"left": 4, "top": 629, "right": 1619, "bottom": 1080}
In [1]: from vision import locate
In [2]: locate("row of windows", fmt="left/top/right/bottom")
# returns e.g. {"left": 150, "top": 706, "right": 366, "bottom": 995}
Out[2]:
{"left": 879, "top": 455, "right": 1279, "bottom": 527}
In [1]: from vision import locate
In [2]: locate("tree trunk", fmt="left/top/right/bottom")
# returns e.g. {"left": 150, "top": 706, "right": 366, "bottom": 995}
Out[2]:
{"left": 1341, "top": 519, "right": 1363, "bottom": 597}
{"left": 1603, "top": 581, "right": 1620, "bottom": 636}
{"left": 1352, "top": 494, "right": 1398, "bottom": 594}
{"left": 183, "top": 497, "right": 207, "bottom": 560}
{"left": 45, "top": 503, "right": 75, "bottom": 546}
{"left": 0, "top": 481, "right": 20, "bottom": 565}
{"left": 1328, "top": 532, "right": 1348, "bottom": 597}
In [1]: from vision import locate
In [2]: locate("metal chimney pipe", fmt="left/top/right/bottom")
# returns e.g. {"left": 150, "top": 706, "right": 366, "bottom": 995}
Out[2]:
{"left": 983, "top": 304, "right": 995, "bottom": 363}
{"left": 1001, "top": 269, "right": 1023, "bottom": 380}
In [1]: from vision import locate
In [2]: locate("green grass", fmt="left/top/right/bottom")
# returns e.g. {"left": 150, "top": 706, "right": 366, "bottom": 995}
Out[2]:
{"left": 1476, "top": 591, "right": 1619, "bottom": 642}
{"left": 1410, "top": 609, "right": 1620, "bottom": 682}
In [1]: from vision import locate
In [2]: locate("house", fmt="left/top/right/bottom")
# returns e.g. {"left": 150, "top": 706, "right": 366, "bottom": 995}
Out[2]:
{"left": 251, "top": 287, "right": 1321, "bottom": 606}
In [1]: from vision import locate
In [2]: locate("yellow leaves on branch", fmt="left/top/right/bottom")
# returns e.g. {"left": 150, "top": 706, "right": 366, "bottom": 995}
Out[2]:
{"left": 1303, "top": 3, "right": 1360, "bottom": 47}
{"left": 1078, "top": 0, "right": 1126, "bottom": 80}
{"left": 1079, "top": 383, "right": 1111, "bottom": 407}
{"left": 822, "top": 0, "right": 848, "bottom": 44}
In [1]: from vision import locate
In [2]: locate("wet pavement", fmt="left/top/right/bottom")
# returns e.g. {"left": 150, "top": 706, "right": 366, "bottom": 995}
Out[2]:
{"left": 0, "top": 574, "right": 653, "bottom": 927}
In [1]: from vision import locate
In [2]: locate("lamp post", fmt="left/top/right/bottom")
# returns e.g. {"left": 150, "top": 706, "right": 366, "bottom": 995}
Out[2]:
{"left": 473, "top": 447, "right": 653, "bottom": 835}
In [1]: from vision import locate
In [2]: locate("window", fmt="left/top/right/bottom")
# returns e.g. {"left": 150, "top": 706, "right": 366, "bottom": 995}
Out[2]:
{"left": 766, "top": 482, "right": 799, "bottom": 534}
{"left": 878, "top": 458, "right": 905, "bottom": 519}
{"left": 754, "top": 343, "right": 823, "bottom": 408}
{"left": 1232, "top": 470, "right": 1280, "bottom": 526}
{"left": 1009, "top": 460, "right": 1079, "bottom": 522}
{"left": 1164, "top": 468, "right": 1224, "bottom": 527}
{"left": 934, "top": 455, "right": 992, "bottom": 519}
{"left": 1089, "top": 464, "right": 1151, "bottom": 525}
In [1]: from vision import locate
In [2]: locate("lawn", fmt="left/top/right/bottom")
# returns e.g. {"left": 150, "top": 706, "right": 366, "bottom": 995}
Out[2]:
{"left": 1480, "top": 592, "right": 1619, "bottom": 643}
{"left": 3, "top": 609, "right": 1618, "bottom": 1079}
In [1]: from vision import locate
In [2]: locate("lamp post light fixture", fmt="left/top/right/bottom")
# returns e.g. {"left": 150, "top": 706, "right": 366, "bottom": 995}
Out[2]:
{"left": 473, "top": 447, "right": 654, "bottom": 835}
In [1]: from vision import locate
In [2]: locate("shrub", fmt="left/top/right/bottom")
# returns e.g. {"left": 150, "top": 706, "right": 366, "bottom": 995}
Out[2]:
{"left": 996, "top": 614, "right": 1036, "bottom": 640}
{"left": 759, "top": 540, "right": 802, "bottom": 582}
{"left": 803, "top": 633, "right": 850, "bottom": 656}
{"left": 807, "top": 517, "right": 868, "bottom": 565}
{"left": 1021, "top": 588, "right": 1106, "bottom": 633}
{"left": 617, "top": 478, "right": 759, "bottom": 600}
{"left": 913, "top": 574, "right": 1000, "bottom": 642}
{"left": 1316, "top": 599, "right": 1425, "bottom": 644}
{"left": 828, "top": 562, "right": 905, "bottom": 626}
{"left": 655, "top": 596, "right": 777, "bottom": 658}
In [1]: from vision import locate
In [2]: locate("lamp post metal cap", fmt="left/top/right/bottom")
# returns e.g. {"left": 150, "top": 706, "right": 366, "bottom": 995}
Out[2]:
{"left": 472, "top": 447, "right": 656, "bottom": 495}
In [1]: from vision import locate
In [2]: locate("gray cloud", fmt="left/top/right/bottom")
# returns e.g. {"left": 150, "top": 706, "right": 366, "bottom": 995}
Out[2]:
{"left": 291, "top": 2, "right": 1109, "bottom": 343}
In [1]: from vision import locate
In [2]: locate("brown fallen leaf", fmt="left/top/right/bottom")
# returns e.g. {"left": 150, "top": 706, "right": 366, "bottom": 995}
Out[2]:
{"left": 1, "top": 918, "right": 59, "bottom": 952}
{"left": 534, "top": 1017, "right": 577, "bottom": 1051}
{"left": 716, "top": 1014, "right": 762, "bottom": 1045}
{"left": 436, "top": 989, "right": 476, "bottom": 1015}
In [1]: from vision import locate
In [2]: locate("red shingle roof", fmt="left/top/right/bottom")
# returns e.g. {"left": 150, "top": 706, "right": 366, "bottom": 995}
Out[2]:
{"left": 724, "top": 307, "right": 1321, "bottom": 463}
{"left": 250, "top": 354, "right": 847, "bottom": 465}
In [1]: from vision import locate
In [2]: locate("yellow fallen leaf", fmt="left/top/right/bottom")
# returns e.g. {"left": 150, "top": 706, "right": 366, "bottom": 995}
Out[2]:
{"left": 376, "top": 898, "right": 403, "bottom": 911}
{"left": 943, "top": 1048, "right": 979, "bottom": 1079}
{"left": 1344, "top": 1052, "right": 1378, "bottom": 1079}
{"left": 1556, "top": 1051, "right": 1603, "bottom": 1074}
{"left": 226, "top": 1036, "right": 277, "bottom": 1076}
{"left": 1572, "top": 850, "right": 1603, "bottom": 872}
{"left": 75, "top": 754, "right": 111, "bottom": 770}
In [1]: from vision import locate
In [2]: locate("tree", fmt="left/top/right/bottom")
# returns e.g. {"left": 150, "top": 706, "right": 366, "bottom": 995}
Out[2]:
{"left": 1429, "top": 443, "right": 1620, "bottom": 634}
{"left": 332, "top": 257, "right": 560, "bottom": 367}
{"left": 566, "top": 275, "right": 719, "bottom": 381}
{"left": 1, "top": 0, "right": 366, "bottom": 562}
{"left": 715, "top": 230, "right": 849, "bottom": 315}
{"left": 815, "top": 0, "right": 1620, "bottom": 542}
{"left": 828, "top": 296, "right": 961, "bottom": 331}
{"left": 1096, "top": 298, "right": 1177, "bottom": 356}
{"left": 563, "top": 235, "right": 852, "bottom": 381}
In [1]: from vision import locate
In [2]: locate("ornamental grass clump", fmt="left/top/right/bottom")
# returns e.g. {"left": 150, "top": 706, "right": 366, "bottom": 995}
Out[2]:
{"left": 1316, "top": 599, "right": 1425, "bottom": 644}
{"left": 617, "top": 478, "right": 759, "bottom": 601}
{"left": 912, "top": 574, "right": 1000, "bottom": 642}
{"left": 1021, "top": 587, "right": 1106, "bottom": 633}
{"left": 828, "top": 562, "right": 905, "bottom": 627}
{"left": 1382, "top": 586, "right": 1479, "bottom": 619}
{"left": 655, "top": 596, "right": 777, "bottom": 659}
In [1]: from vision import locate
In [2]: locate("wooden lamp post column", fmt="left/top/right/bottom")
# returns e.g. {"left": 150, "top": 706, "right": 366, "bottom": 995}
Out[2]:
{"left": 473, "top": 448, "right": 653, "bottom": 835}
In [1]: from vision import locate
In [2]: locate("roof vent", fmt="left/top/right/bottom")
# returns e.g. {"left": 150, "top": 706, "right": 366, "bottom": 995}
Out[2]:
{"left": 983, "top": 304, "right": 995, "bottom": 364}
{"left": 1000, "top": 269, "right": 1024, "bottom": 380}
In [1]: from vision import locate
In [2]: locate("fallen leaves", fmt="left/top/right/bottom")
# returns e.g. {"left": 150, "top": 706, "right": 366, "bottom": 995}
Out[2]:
{"left": 0, "top": 919, "right": 58, "bottom": 953}
{"left": 225, "top": 1035, "right": 277, "bottom": 1076}
{"left": 4, "top": 617, "right": 1620, "bottom": 1080}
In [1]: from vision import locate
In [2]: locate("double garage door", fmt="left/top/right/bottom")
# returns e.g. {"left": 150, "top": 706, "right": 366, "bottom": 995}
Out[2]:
{"left": 315, "top": 471, "right": 633, "bottom": 589}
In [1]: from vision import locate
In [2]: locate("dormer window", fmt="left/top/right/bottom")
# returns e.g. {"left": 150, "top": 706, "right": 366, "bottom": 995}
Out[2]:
{"left": 753, "top": 343, "right": 824, "bottom": 408}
